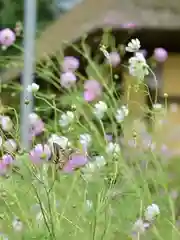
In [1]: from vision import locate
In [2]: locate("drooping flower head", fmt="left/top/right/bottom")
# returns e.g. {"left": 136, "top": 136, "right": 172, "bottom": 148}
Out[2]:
{"left": 0, "top": 28, "right": 16, "bottom": 47}
{"left": 84, "top": 80, "right": 102, "bottom": 102}
{"left": 29, "top": 144, "right": 51, "bottom": 164}
{"left": 61, "top": 56, "right": 80, "bottom": 72}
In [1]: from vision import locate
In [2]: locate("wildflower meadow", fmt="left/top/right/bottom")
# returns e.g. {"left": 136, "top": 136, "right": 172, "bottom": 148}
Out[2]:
{"left": 0, "top": 26, "right": 180, "bottom": 240}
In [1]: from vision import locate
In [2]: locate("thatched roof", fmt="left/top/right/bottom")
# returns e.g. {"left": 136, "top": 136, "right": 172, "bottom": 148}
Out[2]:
{"left": 1, "top": 0, "right": 180, "bottom": 83}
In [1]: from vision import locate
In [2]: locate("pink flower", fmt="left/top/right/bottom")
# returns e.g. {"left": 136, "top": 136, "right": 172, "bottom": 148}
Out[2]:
{"left": 0, "top": 154, "right": 14, "bottom": 175}
{"left": 84, "top": 80, "right": 102, "bottom": 102}
{"left": 61, "top": 56, "right": 79, "bottom": 72}
{"left": 106, "top": 52, "right": 120, "bottom": 67}
{"left": 29, "top": 119, "right": 44, "bottom": 139}
{"left": 153, "top": 48, "right": 168, "bottom": 62}
{"left": 60, "top": 72, "right": 77, "bottom": 88}
{"left": 2, "top": 154, "right": 14, "bottom": 165}
{"left": 63, "top": 154, "right": 88, "bottom": 173}
{"left": 0, "top": 28, "right": 16, "bottom": 47}
{"left": 30, "top": 144, "right": 51, "bottom": 164}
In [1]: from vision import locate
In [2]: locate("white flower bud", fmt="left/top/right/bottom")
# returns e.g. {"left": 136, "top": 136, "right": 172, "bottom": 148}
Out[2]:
{"left": 27, "top": 83, "right": 39, "bottom": 93}
{"left": 3, "top": 139, "right": 17, "bottom": 153}
{"left": 1, "top": 116, "right": 13, "bottom": 132}
{"left": 144, "top": 203, "right": 160, "bottom": 222}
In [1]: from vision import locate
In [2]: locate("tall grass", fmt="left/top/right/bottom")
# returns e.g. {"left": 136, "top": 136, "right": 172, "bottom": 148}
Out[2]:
{"left": 0, "top": 29, "right": 179, "bottom": 240}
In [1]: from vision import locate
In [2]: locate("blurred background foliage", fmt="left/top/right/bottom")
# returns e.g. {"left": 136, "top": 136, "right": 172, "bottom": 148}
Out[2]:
{"left": 0, "top": 0, "right": 83, "bottom": 67}
{"left": 0, "top": 0, "right": 83, "bottom": 29}
{"left": 0, "top": 0, "right": 54, "bottom": 29}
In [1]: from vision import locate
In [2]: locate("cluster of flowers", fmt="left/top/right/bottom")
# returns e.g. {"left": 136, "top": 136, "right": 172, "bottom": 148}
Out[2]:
{"left": 0, "top": 36, "right": 169, "bottom": 177}
{"left": 125, "top": 39, "right": 168, "bottom": 80}
{"left": 0, "top": 112, "right": 45, "bottom": 174}
{"left": 132, "top": 203, "right": 160, "bottom": 237}
{"left": 0, "top": 101, "right": 129, "bottom": 175}
{"left": 59, "top": 40, "right": 168, "bottom": 97}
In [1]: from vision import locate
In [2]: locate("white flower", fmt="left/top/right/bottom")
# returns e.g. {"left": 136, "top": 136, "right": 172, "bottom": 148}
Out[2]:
{"left": 59, "top": 111, "right": 74, "bottom": 127}
{"left": 144, "top": 203, "right": 160, "bottom": 222}
{"left": 125, "top": 38, "right": 141, "bottom": 52}
{"left": 27, "top": 83, "right": 39, "bottom": 93}
{"left": 153, "top": 103, "right": 162, "bottom": 110}
{"left": 29, "top": 112, "right": 40, "bottom": 124}
{"left": 121, "top": 105, "right": 129, "bottom": 116}
{"left": 106, "top": 142, "right": 121, "bottom": 156}
{"left": 115, "top": 105, "right": 129, "bottom": 123}
{"left": 86, "top": 200, "right": 93, "bottom": 210}
{"left": 116, "top": 109, "right": 125, "bottom": 123}
{"left": 133, "top": 219, "right": 149, "bottom": 234}
{"left": 84, "top": 162, "right": 96, "bottom": 172}
{"left": 80, "top": 134, "right": 91, "bottom": 148}
{"left": 93, "top": 101, "right": 107, "bottom": 119}
{"left": 48, "top": 134, "right": 70, "bottom": 149}
{"left": 81, "top": 162, "right": 96, "bottom": 181}
{"left": 129, "top": 52, "right": 149, "bottom": 80}
{"left": 3, "top": 139, "right": 17, "bottom": 153}
{"left": 93, "top": 155, "right": 106, "bottom": 167}
{"left": 12, "top": 217, "right": 23, "bottom": 231}
{"left": 0, "top": 116, "right": 13, "bottom": 132}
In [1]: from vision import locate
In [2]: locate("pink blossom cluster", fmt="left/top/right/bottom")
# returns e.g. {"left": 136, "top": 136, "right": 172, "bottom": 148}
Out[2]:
{"left": 0, "top": 28, "right": 16, "bottom": 49}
